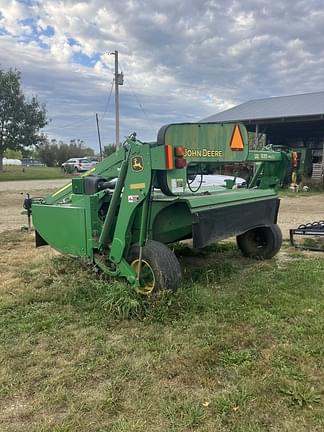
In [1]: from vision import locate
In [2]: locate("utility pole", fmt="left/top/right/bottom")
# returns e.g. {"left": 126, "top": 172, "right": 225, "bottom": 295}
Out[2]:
{"left": 110, "top": 50, "right": 124, "bottom": 149}
{"left": 114, "top": 50, "right": 120, "bottom": 149}
{"left": 95, "top": 113, "right": 103, "bottom": 161}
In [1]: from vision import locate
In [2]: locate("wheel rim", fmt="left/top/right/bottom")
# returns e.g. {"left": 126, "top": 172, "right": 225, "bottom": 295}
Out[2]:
{"left": 131, "top": 259, "right": 156, "bottom": 295}
{"left": 252, "top": 229, "right": 267, "bottom": 249}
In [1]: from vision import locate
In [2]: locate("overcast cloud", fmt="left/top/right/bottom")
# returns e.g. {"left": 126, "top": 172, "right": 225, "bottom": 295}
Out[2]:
{"left": 1, "top": 0, "right": 324, "bottom": 148}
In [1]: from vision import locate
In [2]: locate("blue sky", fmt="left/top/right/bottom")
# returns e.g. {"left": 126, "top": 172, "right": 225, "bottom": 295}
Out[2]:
{"left": 1, "top": 0, "right": 324, "bottom": 151}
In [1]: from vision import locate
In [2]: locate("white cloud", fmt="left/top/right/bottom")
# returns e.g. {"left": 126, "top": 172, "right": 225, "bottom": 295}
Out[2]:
{"left": 234, "top": 11, "right": 255, "bottom": 31}
{"left": 1, "top": 0, "right": 324, "bottom": 147}
{"left": 0, "top": 0, "right": 31, "bottom": 35}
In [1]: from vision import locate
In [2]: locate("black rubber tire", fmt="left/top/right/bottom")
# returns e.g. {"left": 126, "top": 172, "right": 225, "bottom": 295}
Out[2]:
{"left": 236, "top": 224, "right": 282, "bottom": 259}
{"left": 128, "top": 240, "right": 182, "bottom": 293}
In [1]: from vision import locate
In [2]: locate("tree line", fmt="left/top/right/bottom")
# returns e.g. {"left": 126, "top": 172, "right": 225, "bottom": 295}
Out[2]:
{"left": 35, "top": 139, "right": 95, "bottom": 167}
{"left": 5, "top": 139, "right": 96, "bottom": 167}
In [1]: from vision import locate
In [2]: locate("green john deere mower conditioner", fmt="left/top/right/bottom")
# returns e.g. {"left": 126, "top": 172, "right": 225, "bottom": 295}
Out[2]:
{"left": 31, "top": 122, "right": 289, "bottom": 294}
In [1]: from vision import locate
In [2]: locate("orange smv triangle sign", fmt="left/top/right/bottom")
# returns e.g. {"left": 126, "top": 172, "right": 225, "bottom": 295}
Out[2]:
{"left": 230, "top": 125, "right": 244, "bottom": 151}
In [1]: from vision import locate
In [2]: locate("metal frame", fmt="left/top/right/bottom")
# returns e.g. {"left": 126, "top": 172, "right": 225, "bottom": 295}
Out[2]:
{"left": 31, "top": 122, "right": 290, "bottom": 288}
{"left": 290, "top": 221, "right": 324, "bottom": 251}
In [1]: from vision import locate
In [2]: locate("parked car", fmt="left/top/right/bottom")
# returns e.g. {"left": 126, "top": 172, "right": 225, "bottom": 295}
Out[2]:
{"left": 87, "top": 156, "right": 100, "bottom": 163}
{"left": 61, "top": 158, "right": 94, "bottom": 173}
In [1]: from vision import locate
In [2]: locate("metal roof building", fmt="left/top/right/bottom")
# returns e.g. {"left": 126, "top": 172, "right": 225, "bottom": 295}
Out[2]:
{"left": 202, "top": 91, "right": 324, "bottom": 124}
{"left": 201, "top": 91, "right": 324, "bottom": 149}
{"left": 202, "top": 91, "right": 324, "bottom": 179}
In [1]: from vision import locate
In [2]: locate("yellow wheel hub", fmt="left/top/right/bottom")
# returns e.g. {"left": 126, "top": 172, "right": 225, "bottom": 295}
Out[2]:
{"left": 131, "top": 259, "right": 156, "bottom": 295}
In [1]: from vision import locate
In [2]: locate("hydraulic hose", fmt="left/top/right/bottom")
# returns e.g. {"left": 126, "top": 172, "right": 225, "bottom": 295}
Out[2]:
{"left": 187, "top": 163, "right": 203, "bottom": 193}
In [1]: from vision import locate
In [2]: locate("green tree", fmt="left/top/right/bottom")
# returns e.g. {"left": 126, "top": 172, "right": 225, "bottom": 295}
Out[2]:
{"left": 3, "top": 148, "right": 23, "bottom": 159}
{"left": 0, "top": 68, "right": 47, "bottom": 170}
{"left": 21, "top": 145, "right": 39, "bottom": 159}
{"left": 36, "top": 138, "right": 95, "bottom": 166}
{"left": 69, "top": 139, "right": 94, "bottom": 160}
{"left": 37, "top": 139, "right": 58, "bottom": 167}
{"left": 103, "top": 144, "right": 116, "bottom": 157}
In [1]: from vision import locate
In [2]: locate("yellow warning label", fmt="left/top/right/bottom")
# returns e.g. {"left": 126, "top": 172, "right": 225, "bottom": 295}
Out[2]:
{"left": 230, "top": 125, "right": 244, "bottom": 151}
{"left": 129, "top": 182, "right": 145, "bottom": 190}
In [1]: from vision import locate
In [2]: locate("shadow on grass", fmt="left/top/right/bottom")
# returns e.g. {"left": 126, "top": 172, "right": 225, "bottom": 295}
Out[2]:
{"left": 6, "top": 239, "right": 294, "bottom": 329}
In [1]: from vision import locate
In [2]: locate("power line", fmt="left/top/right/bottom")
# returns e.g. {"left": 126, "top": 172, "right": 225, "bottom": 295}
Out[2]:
{"left": 99, "top": 78, "right": 114, "bottom": 121}
{"left": 45, "top": 114, "right": 94, "bottom": 132}
{"left": 118, "top": 60, "right": 155, "bottom": 134}
{"left": 129, "top": 85, "right": 155, "bottom": 133}
{"left": 45, "top": 58, "right": 155, "bottom": 138}
{"left": 45, "top": 79, "right": 115, "bottom": 133}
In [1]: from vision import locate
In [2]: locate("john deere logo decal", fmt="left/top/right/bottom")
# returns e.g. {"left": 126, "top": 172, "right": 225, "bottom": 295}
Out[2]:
{"left": 131, "top": 156, "right": 144, "bottom": 171}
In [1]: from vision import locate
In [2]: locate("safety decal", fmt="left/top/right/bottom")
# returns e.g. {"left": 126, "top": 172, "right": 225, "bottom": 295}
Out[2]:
{"left": 230, "top": 125, "right": 244, "bottom": 151}
{"left": 128, "top": 195, "right": 140, "bottom": 203}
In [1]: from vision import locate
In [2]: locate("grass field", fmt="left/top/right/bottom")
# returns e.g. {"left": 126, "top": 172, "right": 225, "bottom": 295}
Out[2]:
{"left": 0, "top": 231, "right": 323, "bottom": 431}
{"left": 0, "top": 166, "right": 72, "bottom": 181}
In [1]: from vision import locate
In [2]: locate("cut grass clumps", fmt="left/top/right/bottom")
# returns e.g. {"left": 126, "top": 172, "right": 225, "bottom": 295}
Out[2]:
{"left": 13, "top": 253, "right": 214, "bottom": 323}
{"left": 1, "top": 232, "right": 324, "bottom": 431}
{"left": 99, "top": 282, "right": 145, "bottom": 319}
{"left": 58, "top": 275, "right": 213, "bottom": 323}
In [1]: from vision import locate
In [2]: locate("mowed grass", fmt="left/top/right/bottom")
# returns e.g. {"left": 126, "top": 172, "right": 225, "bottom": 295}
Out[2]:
{"left": 0, "top": 166, "right": 72, "bottom": 181}
{"left": 0, "top": 232, "right": 323, "bottom": 431}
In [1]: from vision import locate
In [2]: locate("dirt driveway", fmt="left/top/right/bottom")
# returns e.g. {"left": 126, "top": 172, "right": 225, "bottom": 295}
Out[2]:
{"left": 1, "top": 180, "right": 324, "bottom": 238}
{"left": 278, "top": 194, "right": 324, "bottom": 237}
{"left": 0, "top": 179, "right": 68, "bottom": 232}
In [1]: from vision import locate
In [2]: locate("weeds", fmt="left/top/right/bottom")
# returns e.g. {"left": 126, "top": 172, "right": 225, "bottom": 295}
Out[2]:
{"left": 1, "top": 232, "right": 324, "bottom": 431}
{"left": 99, "top": 282, "right": 145, "bottom": 319}
{"left": 213, "top": 387, "right": 251, "bottom": 418}
{"left": 280, "top": 382, "right": 321, "bottom": 408}
{"left": 163, "top": 396, "right": 206, "bottom": 430}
